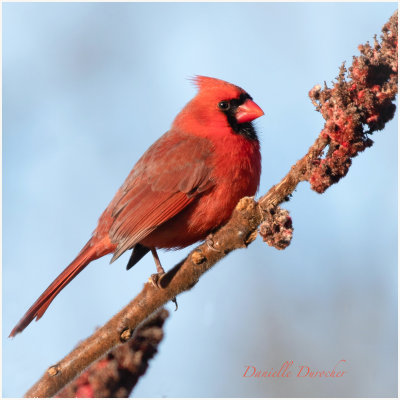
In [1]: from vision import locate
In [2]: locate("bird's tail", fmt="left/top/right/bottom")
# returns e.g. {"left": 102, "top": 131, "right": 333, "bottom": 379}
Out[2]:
{"left": 9, "top": 237, "right": 113, "bottom": 337}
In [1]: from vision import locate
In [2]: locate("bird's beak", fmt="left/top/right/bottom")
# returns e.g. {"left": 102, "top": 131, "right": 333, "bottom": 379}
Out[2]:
{"left": 236, "top": 99, "right": 264, "bottom": 124}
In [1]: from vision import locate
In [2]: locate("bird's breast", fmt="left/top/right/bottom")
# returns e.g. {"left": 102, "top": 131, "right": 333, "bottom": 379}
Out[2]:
{"left": 141, "top": 134, "right": 261, "bottom": 249}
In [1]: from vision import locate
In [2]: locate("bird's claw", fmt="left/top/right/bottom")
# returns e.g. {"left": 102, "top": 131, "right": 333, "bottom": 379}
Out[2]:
{"left": 206, "top": 235, "right": 221, "bottom": 252}
{"left": 149, "top": 272, "right": 165, "bottom": 288}
{"left": 172, "top": 297, "right": 178, "bottom": 311}
{"left": 149, "top": 274, "right": 178, "bottom": 310}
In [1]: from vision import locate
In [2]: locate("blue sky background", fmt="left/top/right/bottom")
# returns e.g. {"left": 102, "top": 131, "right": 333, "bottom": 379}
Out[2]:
{"left": 3, "top": 2, "right": 397, "bottom": 397}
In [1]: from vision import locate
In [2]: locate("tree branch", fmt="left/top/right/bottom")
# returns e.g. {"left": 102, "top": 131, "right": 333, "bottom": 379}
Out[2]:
{"left": 25, "top": 11, "right": 398, "bottom": 398}
{"left": 55, "top": 308, "right": 169, "bottom": 398}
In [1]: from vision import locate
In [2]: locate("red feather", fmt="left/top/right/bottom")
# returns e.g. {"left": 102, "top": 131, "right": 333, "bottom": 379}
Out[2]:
{"left": 10, "top": 76, "right": 263, "bottom": 336}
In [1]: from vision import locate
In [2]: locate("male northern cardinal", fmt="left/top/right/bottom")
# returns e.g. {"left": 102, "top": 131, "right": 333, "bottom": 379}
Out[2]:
{"left": 10, "top": 76, "right": 264, "bottom": 337}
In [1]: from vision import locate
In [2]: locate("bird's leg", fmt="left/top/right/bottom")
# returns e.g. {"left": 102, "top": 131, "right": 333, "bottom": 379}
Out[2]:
{"left": 149, "top": 248, "right": 178, "bottom": 310}
{"left": 151, "top": 247, "right": 165, "bottom": 275}
{"left": 149, "top": 247, "right": 165, "bottom": 287}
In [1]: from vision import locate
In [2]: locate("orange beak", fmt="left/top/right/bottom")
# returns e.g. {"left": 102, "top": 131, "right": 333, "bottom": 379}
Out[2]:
{"left": 236, "top": 99, "right": 264, "bottom": 124}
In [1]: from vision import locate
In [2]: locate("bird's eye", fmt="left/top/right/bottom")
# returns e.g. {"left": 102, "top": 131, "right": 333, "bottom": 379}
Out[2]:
{"left": 218, "top": 101, "right": 230, "bottom": 111}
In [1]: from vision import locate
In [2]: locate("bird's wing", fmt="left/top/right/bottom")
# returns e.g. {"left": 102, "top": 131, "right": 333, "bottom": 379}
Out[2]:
{"left": 108, "top": 131, "right": 215, "bottom": 261}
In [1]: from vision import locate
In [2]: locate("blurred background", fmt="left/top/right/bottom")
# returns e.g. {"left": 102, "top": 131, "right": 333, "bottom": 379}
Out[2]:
{"left": 3, "top": 2, "right": 397, "bottom": 397}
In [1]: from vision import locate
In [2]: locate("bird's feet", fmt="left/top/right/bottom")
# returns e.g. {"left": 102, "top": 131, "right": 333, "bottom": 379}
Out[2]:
{"left": 149, "top": 273, "right": 178, "bottom": 310}
{"left": 149, "top": 272, "right": 165, "bottom": 288}
{"left": 206, "top": 234, "right": 221, "bottom": 252}
{"left": 149, "top": 248, "right": 178, "bottom": 310}
{"left": 150, "top": 248, "right": 166, "bottom": 287}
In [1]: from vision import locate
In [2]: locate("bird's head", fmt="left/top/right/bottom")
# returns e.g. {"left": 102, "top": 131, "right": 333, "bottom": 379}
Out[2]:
{"left": 173, "top": 76, "right": 264, "bottom": 140}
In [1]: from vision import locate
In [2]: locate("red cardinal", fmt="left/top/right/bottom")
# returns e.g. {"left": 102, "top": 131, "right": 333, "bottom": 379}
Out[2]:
{"left": 10, "top": 76, "right": 264, "bottom": 337}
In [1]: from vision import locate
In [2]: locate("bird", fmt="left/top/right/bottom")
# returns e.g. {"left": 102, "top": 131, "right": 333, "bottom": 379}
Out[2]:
{"left": 9, "top": 76, "right": 264, "bottom": 337}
